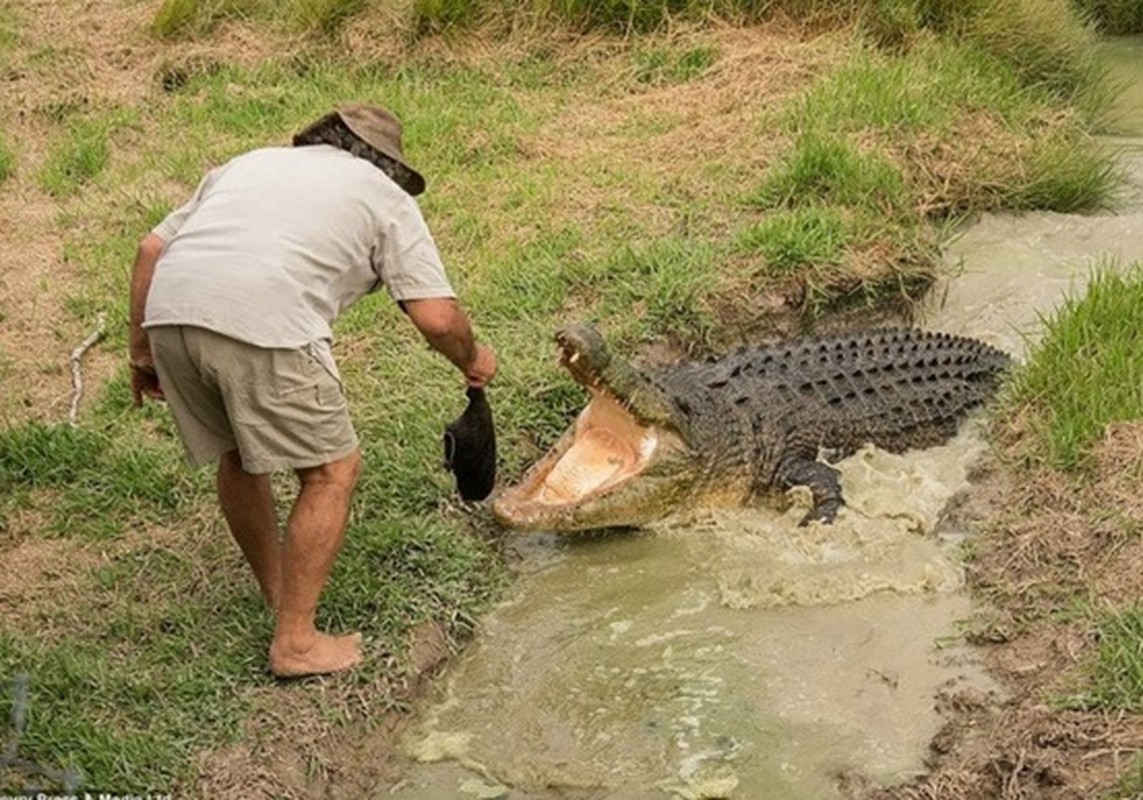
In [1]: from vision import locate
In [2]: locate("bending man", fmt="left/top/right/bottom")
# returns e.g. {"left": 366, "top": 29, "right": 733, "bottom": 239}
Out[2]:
{"left": 128, "top": 104, "right": 497, "bottom": 678}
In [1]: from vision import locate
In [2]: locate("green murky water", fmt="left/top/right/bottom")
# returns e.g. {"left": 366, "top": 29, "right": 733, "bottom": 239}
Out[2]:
{"left": 384, "top": 39, "right": 1143, "bottom": 800}
{"left": 1104, "top": 35, "right": 1143, "bottom": 137}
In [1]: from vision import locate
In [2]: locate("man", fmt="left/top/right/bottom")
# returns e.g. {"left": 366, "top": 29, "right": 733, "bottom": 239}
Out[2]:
{"left": 128, "top": 103, "right": 497, "bottom": 678}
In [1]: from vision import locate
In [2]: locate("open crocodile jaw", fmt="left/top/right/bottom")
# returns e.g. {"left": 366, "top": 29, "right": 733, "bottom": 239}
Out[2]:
{"left": 492, "top": 322, "right": 694, "bottom": 532}
{"left": 490, "top": 388, "right": 672, "bottom": 530}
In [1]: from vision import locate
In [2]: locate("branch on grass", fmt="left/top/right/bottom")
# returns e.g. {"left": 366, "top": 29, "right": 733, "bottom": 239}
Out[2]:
{"left": 1, "top": 673, "right": 84, "bottom": 790}
{"left": 68, "top": 313, "right": 106, "bottom": 427}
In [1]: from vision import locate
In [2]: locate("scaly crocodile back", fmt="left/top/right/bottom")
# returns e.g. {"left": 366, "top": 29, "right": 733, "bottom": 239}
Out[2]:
{"left": 652, "top": 327, "right": 1011, "bottom": 463}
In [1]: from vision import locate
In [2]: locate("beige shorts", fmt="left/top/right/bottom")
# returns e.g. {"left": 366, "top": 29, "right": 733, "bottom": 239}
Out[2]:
{"left": 148, "top": 325, "right": 359, "bottom": 474}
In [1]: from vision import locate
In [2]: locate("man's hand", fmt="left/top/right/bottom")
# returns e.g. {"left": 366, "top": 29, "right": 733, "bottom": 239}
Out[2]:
{"left": 129, "top": 233, "right": 166, "bottom": 407}
{"left": 130, "top": 360, "right": 164, "bottom": 406}
{"left": 465, "top": 343, "right": 497, "bottom": 389}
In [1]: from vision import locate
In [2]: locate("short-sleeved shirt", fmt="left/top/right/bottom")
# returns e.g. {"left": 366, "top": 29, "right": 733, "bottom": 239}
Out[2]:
{"left": 144, "top": 145, "right": 456, "bottom": 348}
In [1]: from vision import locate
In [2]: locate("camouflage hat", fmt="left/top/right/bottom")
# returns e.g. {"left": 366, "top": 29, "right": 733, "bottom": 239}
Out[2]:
{"left": 297, "top": 103, "right": 426, "bottom": 196}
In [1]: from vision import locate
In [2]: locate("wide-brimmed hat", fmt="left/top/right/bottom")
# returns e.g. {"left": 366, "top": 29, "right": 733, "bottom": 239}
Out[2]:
{"left": 296, "top": 103, "right": 426, "bottom": 196}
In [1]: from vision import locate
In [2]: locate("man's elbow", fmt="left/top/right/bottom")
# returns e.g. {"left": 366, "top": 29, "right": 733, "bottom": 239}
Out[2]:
{"left": 137, "top": 232, "right": 165, "bottom": 261}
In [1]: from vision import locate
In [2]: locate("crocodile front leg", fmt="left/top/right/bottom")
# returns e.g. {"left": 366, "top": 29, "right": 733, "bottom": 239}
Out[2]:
{"left": 776, "top": 454, "right": 844, "bottom": 525}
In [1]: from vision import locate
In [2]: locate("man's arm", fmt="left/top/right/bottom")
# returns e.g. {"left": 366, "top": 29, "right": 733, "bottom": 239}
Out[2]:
{"left": 129, "top": 232, "right": 166, "bottom": 405}
{"left": 401, "top": 298, "right": 497, "bottom": 388}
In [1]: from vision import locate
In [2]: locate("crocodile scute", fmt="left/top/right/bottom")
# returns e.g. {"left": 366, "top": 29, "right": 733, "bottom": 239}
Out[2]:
{"left": 491, "top": 323, "right": 1011, "bottom": 532}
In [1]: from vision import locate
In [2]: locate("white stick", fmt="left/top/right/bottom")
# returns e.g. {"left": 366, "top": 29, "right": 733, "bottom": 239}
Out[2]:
{"left": 68, "top": 313, "right": 106, "bottom": 427}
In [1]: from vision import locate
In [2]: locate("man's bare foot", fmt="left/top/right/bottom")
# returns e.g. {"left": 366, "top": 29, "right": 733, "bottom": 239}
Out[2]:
{"left": 269, "top": 631, "right": 364, "bottom": 678}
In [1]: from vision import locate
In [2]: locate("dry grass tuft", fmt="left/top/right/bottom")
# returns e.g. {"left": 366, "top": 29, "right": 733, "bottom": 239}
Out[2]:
{"left": 0, "top": 518, "right": 100, "bottom": 634}
{"left": 903, "top": 113, "right": 1038, "bottom": 217}
{"left": 522, "top": 24, "right": 845, "bottom": 237}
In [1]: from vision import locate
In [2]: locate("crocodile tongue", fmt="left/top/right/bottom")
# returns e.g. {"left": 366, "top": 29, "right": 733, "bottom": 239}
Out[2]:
{"left": 529, "top": 387, "right": 646, "bottom": 505}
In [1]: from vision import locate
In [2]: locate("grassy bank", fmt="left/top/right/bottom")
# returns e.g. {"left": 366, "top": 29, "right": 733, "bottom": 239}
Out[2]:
{"left": 999, "top": 266, "right": 1143, "bottom": 677}
{"left": 150, "top": 0, "right": 1143, "bottom": 39}
{"left": 0, "top": 0, "right": 1132, "bottom": 793}
{"left": 869, "top": 264, "right": 1143, "bottom": 800}
{"left": 1004, "top": 265, "right": 1143, "bottom": 472}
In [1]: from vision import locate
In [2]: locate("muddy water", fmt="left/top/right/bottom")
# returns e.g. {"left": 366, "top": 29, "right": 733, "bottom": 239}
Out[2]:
{"left": 1103, "top": 35, "right": 1143, "bottom": 138}
{"left": 387, "top": 41, "right": 1143, "bottom": 800}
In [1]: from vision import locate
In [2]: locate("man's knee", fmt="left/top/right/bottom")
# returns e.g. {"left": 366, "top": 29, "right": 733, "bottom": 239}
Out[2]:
{"left": 297, "top": 449, "right": 362, "bottom": 489}
{"left": 219, "top": 449, "right": 244, "bottom": 473}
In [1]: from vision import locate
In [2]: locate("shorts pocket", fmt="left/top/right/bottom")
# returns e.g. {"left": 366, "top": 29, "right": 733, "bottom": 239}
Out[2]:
{"left": 273, "top": 347, "right": 344, "bottom": 409}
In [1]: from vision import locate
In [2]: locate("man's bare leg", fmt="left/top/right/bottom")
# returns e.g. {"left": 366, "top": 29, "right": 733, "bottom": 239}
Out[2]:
{"left": 217, "top": 450, "right": 282, "bottom": 610}
{"left": 269, "top": 449, "right": 364, "bottom": 678}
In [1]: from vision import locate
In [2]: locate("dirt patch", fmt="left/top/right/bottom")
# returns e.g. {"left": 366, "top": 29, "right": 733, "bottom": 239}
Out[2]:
{"left": 192, "top": 621, "right": 453, "bottom": 799}
{"left": 0, "top": 523, "right": 101, "bottom": 633}
{"left": 847, "top": 422, "right": 1143, "bottom": 799}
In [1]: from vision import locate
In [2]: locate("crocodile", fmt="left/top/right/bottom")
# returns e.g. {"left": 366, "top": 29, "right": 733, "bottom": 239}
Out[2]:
{"left": 491, "top": 322, "right": 1011, "bottom": 532}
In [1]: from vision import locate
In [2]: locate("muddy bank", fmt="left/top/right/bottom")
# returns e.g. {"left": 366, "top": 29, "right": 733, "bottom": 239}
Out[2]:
{"left": 855, "top": 422, "right": 1143, "bottom": 800}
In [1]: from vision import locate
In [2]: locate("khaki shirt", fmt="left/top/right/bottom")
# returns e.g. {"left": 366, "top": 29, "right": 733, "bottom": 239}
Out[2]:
{"left": 144, "top": 145, "right": 456, "bottom": 348}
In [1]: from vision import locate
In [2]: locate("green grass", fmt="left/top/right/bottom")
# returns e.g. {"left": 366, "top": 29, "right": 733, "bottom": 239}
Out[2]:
{"left": 0, "top": 421, "right": 191, "bottom": 538}
{"left": 736, "top": 206, "right": 849, "bottom": 274}
{"left": 0, "top": 625, "right": 256, "bottom": 790}
{"left": 0, "top": 422, "right": 112, "bottom": 487}
{"left": 412, "top": 0, "right": 479, "bottom": 33}
{"left": 151, "top": 0, "right": 261, "bottom": 39}
{"left": 0, "top": 396, "right": 505, "bottom": 791}
{"left": 751, "top": 134, "right": 907, "bottom": 211}
{"left": 1060, "top": 604, "right": 1143, "bottom": 712}
{"left": 0, "top": 134, "right": 14, "bottom": 184}
{"left": 595, "top": 237, "right": 720, "bottom": 343}
{"left": 290, "top": 0, "right": 367, "bottom": 35}
{"left": 966, "top": 0, "right": 1100, "bottom": 100}
{"left": 1005, "top": 264, "right": 1143, "bottom": 471}
{"left": 38, "top": 117, "right": 117, "bottom": 197}
{"left": 1007, "top": 130, "right": 1121, "bottom": 212}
